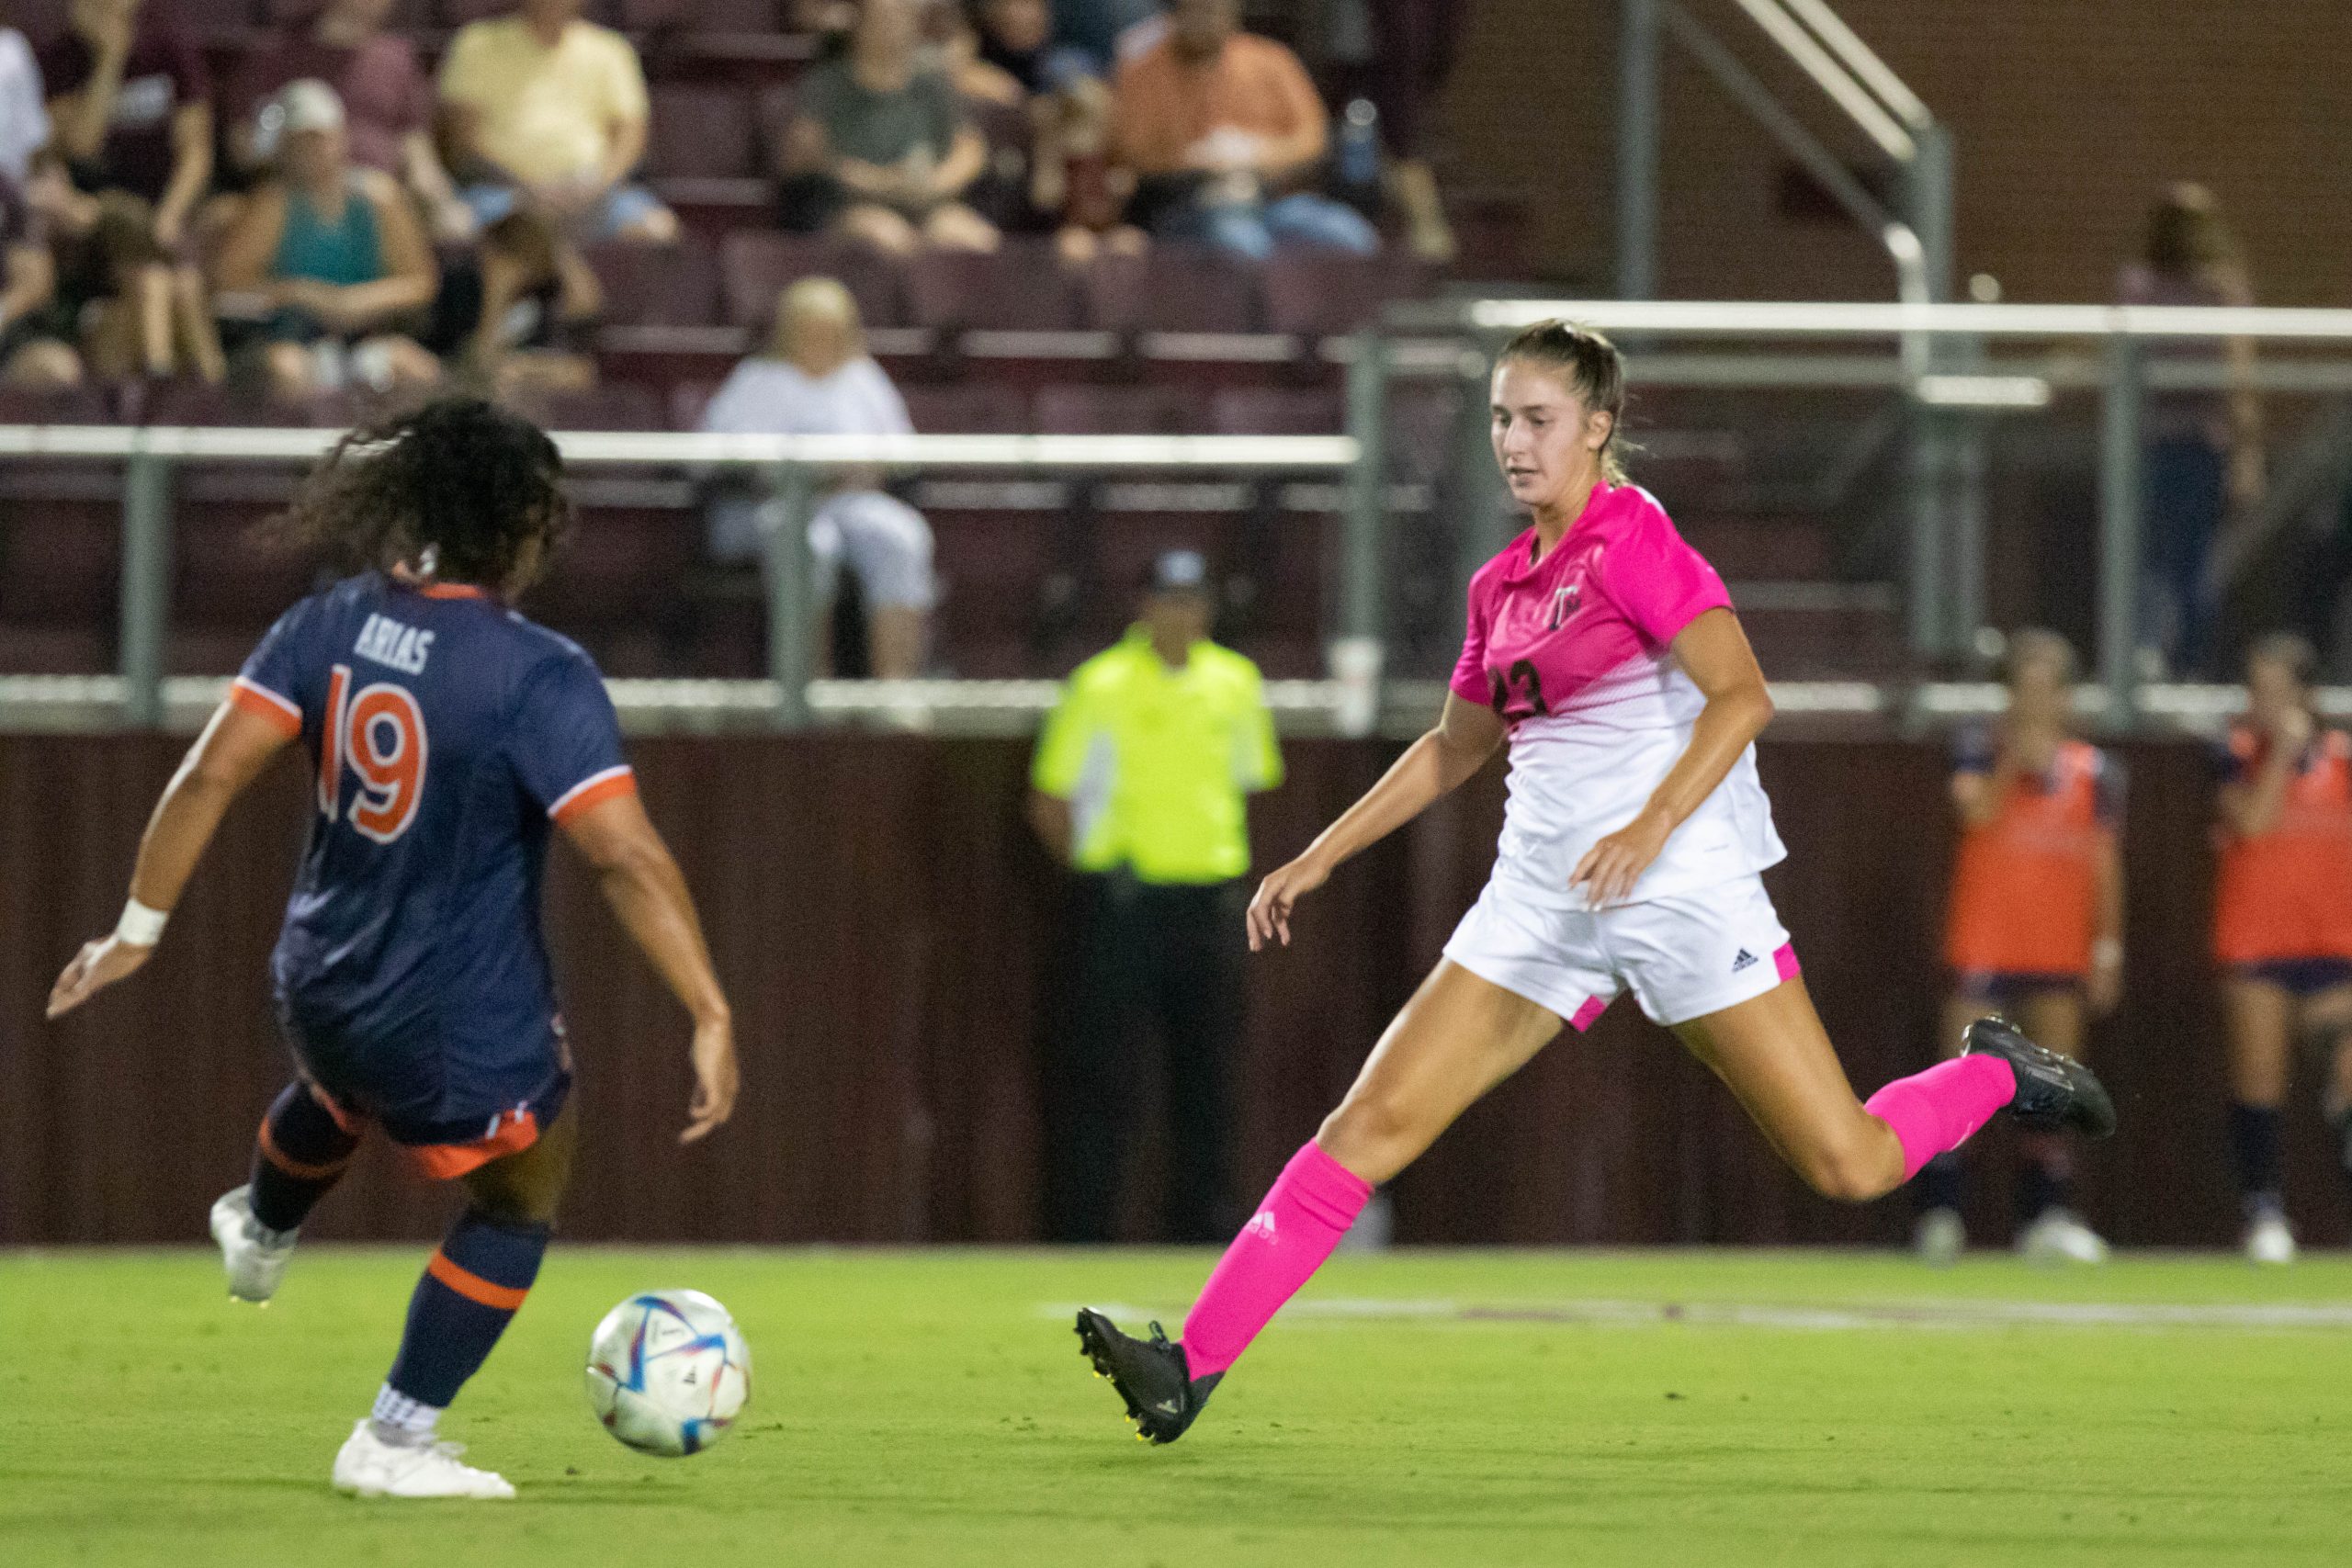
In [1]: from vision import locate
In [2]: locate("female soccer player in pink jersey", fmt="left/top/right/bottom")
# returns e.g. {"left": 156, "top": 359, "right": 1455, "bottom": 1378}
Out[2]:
{"left": 1076, "top": 320, "right": 2117, "bottom": 1443}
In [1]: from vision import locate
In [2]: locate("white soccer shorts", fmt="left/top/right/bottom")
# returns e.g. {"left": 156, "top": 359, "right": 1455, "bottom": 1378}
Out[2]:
{"left": 1442, "top": 871, "right": 1798, "bottom": 1031}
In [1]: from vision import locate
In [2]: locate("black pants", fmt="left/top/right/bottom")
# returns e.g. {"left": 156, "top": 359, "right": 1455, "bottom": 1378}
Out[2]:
{"left": 1041, "top": 873, "right": 1245, "bottom": 1244}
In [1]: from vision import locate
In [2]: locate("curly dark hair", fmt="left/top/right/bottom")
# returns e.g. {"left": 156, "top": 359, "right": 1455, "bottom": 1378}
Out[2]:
{"left": 274, "top": 398, "right": 571, "bottom": 593}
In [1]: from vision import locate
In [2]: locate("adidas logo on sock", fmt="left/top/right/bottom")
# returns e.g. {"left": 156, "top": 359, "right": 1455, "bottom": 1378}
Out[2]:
{"left": 1731, "top": 949, "right": 1758, "bottom": 973}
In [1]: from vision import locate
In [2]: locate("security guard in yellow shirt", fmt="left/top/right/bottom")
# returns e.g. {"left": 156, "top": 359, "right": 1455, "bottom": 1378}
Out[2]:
{"left": 1028, "top": 550, "right": 1283, "bottom": 1242}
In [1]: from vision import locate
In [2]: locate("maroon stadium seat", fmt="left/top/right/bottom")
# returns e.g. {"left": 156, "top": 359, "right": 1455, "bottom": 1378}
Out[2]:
{"left": 584, "top": 235, "right": 723, "bottom": 325}
{"left": 1261, "top": 252, "right": 1408, "bottom": 337}
{"left": 903, "top": 241, "right": 1084, "bottom": 333}
{"left": 646, "top": 85, "right": 758, "bottom": 179}
{"left": 719, "top": 231, "right": 905, "bottom": 332}
{"left": 142, "top": 382, "right": 368, "bottom": 428}
{"left": 899, "top": 382, "right": 1032, "bottom": 434}
{"left": 261, "top": 0, "right": 431, "bottom": 25}
{"left": 1208, "top": 386, "right": 1343, "bottom": 434}
{"left": 508, "top": 383, "right": 667, "bottom": 432}
{"left": 441, "top": 0, "right": 618, "bottom": 23}
{"left": 1084, "top": 247, "right": 1262, "bottom": 334}
{"left": 669, "top": 379, "right": 721, "bottom": 430}
{"left": 1033, "top": 383, "right": 1199, "bottom": 435}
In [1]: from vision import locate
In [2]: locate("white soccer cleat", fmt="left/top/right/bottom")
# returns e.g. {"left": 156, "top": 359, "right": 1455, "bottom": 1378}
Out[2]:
{"left": 333, "top": 1420, "right": 515, "bottom": 1500}
{"left": 209, "top": 1186, "right": 298, "bottom": 1303}
{"left": 2017, "top": 1208, "right": 2110, "bottom": 1265}
{"left": 2245, "top": 1208, "right": 2297, "bottom": 1267}
{"left": 1913, "top": 1207, "right": 1965, "bottom": 1267}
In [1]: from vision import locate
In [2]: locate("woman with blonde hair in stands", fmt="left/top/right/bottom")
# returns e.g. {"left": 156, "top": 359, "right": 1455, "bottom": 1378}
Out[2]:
{"left": 696, "top": 276, "right": 936, "bottom": 679}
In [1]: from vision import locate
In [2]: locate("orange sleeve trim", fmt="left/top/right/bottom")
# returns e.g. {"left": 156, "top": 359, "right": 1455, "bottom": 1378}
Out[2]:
{"left": 426, "top": 1249, "right": 530, "bottom": 1312}
{"left": 548, "top": 766, "right": 639, "bottom": 826}
{"left": 229, "top": 677, "right": 303, "bottom": 738}
{"left": 256, "top": 1115, "right": 352, "bottom": 1182}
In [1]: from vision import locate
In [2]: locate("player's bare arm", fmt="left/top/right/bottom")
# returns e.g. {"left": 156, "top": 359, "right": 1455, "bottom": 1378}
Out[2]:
{"left": 560, "top": 790, "right": 741, "bottom": 1143}
{"left": 1570, "top": 607, "right": 1772, "bottom": 907}
{"left": 47, "top": 698, "right": 294, "bottom": 1021}
{"left": 1247, "top": 693, "right": 1503, "bottom": 950}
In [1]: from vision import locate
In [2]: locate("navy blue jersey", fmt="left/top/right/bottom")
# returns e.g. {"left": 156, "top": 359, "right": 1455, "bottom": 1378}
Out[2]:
{"left": 233, "top": 572, "right": 634, "bottom": 1133}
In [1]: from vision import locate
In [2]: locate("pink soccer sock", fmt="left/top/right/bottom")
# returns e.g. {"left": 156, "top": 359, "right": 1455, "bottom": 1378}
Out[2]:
{"left": 1864, "top": 1055, "right": 2018, "bottom": 1181}
{"left": 1181, "top": 1141, "right": 1373, "bottom": 1378}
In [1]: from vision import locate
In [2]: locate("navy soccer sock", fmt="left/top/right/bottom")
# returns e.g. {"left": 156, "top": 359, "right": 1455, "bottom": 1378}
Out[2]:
{"left": 378, "top": 1211, "right": 550, "bottom": 1438}
{"left": 2231, "top": 1101, "right": 2284, "bottom": 1214}
{"left": 2015, "top": 1132, "right": 2074, "bottom": 1222}
{"left": 1915, "top": 1150, "right": 1964, "bottom": 1213}
{"left": 248, "top": 1082, "right": 359, "bottom": 1235}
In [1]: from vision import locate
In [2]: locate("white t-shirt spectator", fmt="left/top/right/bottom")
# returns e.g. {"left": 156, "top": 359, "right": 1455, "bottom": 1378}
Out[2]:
{"left": 0, "top": 30, "right": 49, "bottom": 183}
{"left": 695, "top": 355, "right": 912, "bottom": 438}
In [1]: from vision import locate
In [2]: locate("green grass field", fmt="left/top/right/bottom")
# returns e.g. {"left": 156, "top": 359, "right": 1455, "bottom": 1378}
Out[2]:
{"left": 6, "top": 1247, "right": 2352, "bottom": 1567}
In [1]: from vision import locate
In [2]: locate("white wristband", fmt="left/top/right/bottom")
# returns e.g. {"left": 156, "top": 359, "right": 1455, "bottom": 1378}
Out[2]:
{"left": 116, "top": 897, "right": 169, "bottom": 947}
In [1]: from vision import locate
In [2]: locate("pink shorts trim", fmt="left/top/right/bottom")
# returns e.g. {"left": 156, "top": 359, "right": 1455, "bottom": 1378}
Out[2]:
{"left": 1568, "top": 996, "right": 1608, "bottom": 1032}
{"left": 1772, "top": 942, "right": 1801, "bottom": 982}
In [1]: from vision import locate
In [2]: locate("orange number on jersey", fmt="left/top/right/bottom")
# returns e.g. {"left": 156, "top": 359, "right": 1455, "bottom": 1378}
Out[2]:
{"left": 319, "top": 664, "right": 350, "bottom": 821}
{"left": 331, "top": 670, "right": 427, "bottom": 843}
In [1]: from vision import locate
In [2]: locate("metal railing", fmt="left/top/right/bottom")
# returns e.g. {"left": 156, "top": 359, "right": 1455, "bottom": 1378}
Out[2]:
{"left": 1375, "top": 297, "right": 2352, "bottom": 725}
{"left": 0, "top": 423, "right": 1358, "bottom": 731}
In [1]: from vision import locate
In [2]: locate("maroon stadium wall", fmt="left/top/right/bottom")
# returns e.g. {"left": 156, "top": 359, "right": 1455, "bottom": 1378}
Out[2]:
{"left": 5, "top": 734, "right": 2340, "bottom": 1249}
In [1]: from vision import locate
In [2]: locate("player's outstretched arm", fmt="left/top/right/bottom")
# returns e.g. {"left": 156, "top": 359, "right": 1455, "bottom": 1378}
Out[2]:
{"left": 47, "top": 699, "right": 295, "bottom": 1020}
{"left": 1247, "top": 693, "right": 1504, "bottom": 951}
{"left": 560, "top": 791, "right": 741, "bottom": 1145}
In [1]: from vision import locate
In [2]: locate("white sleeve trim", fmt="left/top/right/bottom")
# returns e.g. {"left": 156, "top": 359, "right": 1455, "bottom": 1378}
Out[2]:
{"left": 546, "top": 763, "right": 636, "bottom": 819}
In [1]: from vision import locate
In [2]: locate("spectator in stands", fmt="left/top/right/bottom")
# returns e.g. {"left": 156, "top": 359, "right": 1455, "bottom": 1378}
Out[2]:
{"left": 780, "top": 0, "right": 1001, "bottom": 257}
{"left": 225, "top": 0, "right": 473, "bottom": 244}
{"left": 2117, "top": 182, "right": 2263, "bottom": 678}
{"left": 1028, "top": 548, "right": 1282, "bottom": 1243}
{"left": 1035, "top": 75, "right": 1140, "bottom": 265}
{"left": 421, "top": 209, "right": 602, "bottom": 399}
{"left": 1111, "top": 0, "right": 1380, "bottom": 261}
{"left": 0, "top": 162, "right": 84, "bottom": 387}
{"left": 0, "top": 16, "right": 49, "bottom": 185}
{"left": 209, "top": 81, "right": 438, "bottom": 402}
{"left": 697, "top": 277, "right": 936, "bottom": 679}
{"left": 35, "top": 0, "right": 221, "bottom": 381}
{"left": 436, "top": 0, "right": 678, "bottom": 244}
{"left": 1048, "top": 0, "right": 1159, "bottom": 75}
{"left": 1308, "top": 0, "right": 1461, "bottom": 263}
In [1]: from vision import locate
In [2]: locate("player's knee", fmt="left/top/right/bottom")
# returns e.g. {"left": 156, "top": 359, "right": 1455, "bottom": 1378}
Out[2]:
{"left": 1796, "top": 1136, "right": 1894, "bottom": 1204}
{"left": 1317, "top": 1093, "right": 1422, "bottom": 1183}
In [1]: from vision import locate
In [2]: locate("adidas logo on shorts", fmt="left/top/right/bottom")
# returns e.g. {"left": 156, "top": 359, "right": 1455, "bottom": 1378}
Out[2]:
{"left": 1731, "top": 949, "right": 1758, "bottom": 974}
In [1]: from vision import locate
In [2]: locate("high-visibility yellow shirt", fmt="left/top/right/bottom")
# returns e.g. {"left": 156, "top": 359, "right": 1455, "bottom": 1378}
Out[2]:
{"left": 1031, "top": 627, "right": 1283, "bottom": 884}
{"left": 437, "top": 17, "right": 648, "bottom": 186}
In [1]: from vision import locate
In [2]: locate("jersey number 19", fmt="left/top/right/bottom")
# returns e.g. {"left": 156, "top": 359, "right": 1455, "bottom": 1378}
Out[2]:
{"left": 320, "top": 664, "right": 427, "bottom": 843}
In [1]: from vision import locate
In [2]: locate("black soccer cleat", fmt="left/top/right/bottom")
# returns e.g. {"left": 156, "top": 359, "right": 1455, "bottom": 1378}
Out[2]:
{"left": 1073, "top": 1309, "right": 1221, "bottom": 1445}
{"left": 1962, "top": 1015, "right": 2118, "bottom": 1138}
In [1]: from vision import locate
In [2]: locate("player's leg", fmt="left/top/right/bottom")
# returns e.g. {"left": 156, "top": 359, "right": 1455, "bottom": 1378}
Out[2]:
{"left": 2312, "top": 983, "right": 2352, "bottom": 1204}
{"left": 211, "top": 1080, "right": 362, "bottom": 1303}
{"left": 1079, "top": 960, "right": 1562, "bottom": 1440}
{"left": 2223, "top": 974, "right": 2296, "bottom": 1262}
{"left": 2010, "top": 987, "right": 2108, "bottom": 1262}
{"left": 1912, "top": 991, "right": 1985, "bottom": 1261}
{"left": 334, "top": 1111, "right": 576, "bottom": 1499}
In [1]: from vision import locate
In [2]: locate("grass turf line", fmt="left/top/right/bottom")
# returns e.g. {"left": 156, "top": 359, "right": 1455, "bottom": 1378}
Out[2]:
{"left": 4, "top": 1248, "right": 2350, "bottom": 1567}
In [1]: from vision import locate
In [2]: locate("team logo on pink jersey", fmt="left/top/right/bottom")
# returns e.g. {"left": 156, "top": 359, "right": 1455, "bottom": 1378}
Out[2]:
{"left": 1547, "top": 578, "right": 1583, "bottom": 630}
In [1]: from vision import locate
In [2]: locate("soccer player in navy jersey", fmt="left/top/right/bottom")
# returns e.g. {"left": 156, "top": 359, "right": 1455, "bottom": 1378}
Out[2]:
{"left": 47, "top": 399, "right": 741, "bottom": 1499}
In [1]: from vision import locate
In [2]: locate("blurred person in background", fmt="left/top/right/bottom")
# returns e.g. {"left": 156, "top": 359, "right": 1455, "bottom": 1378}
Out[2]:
{"left": 1918, "top": 630, "right": 2123, "bottom": 1267}
{"left": 0, "top": 12, "right": 49, "bottom": 185}
{"left": 2117, "top": 182, "right": 2262, "bottom": 679}
{"left": 779, "top": 0, "right": 1000, "bottom": 257}
{"left": 40, "top": 0, "right": 209, "bottom": 253}
{"left": 1111, "top": 0, "right": 1379, "bottom": 261}
{"left": 210, "top": 80, "right": 438, "bottom": 401}
{"left": 38, "top": 0, "right": 221, "bottom": 379}
{"left": 1306, "top": 0, "right": 1461, "bottom": 263}
{"left": 437, "top": 0, "right": 677, "bottom": 244}
{"left": 1028, "top": 549, "right": 1282, "bottom": 1243}
{"left": 225, "top": 0, "right": 472, "bottom": 244}
{"left": 420, "top": 209, "right": 601, "bottom": 398}
{"left": 696, "top": 276, "right": 936, "bottom": 679}
{"left": 0, "top": 152, "right": 84, "bottom": 387}
{"left": 1047, "top": 0, "right": 1159, "bottom": 75}
{"left": 1034, "top": 73, "right": 1139, "bottom": 265}
{"left": 2211, "top": 633, "right": 2352, "bottom": 1266}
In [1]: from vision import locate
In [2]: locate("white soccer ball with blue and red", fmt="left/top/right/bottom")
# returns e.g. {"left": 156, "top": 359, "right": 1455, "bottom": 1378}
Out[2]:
{"left": 583, "top": 1289, "right": 752, "bottom": 1457}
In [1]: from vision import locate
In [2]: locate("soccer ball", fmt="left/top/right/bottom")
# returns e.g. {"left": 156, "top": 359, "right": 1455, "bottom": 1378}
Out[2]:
{"left": 583, "top": 1290, "right": 752, "bottom": 1457}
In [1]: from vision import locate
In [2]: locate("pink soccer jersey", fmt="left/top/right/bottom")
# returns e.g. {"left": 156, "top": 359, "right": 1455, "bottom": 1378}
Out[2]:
{"left": 1448, "top": 482, "right": 1784, "bottom": 908}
